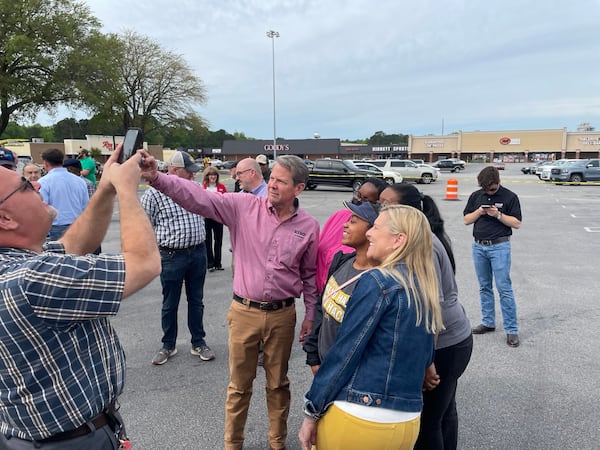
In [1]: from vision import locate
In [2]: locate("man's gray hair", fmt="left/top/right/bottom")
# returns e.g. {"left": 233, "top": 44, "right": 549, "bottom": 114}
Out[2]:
{"left": 275, "top": 155, "right": 308, "bottom": 185}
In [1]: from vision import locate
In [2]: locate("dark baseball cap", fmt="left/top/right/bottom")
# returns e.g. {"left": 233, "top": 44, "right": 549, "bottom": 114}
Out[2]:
{"left": 0, "top": 148, "right": 17, "bottom": 168}
{"left": 343, "top": 200, "right": 378, "bottom": 226}
{"left": 168, "top": 151, "right": 202, "bottom": 173}
{"left": 63, "top": 158, "right": 82, "bottom": 170}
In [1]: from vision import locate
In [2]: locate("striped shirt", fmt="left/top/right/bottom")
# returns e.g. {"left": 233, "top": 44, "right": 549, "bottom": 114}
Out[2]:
{"left": 140, "top": 181, "right": 206, "bottom": 249}
{"left": 0, "top": 242, "right": 126, "bottom": 440}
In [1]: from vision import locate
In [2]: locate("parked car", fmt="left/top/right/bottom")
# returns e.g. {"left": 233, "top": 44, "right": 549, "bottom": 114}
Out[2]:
{"left": 364, "top": 159, "right": 438, "bottom": 184}
{"left": 156, "top": 160, "right": 168, "bottom": 173}
{"left": 306, "top": 158, "right": 384, "bottom": 191}
{"left": 431, "top": 158, "right": 466, "bottom": 172}
{"left": 521, "top": 162, "right": 541, "bottom": 174}
{"left": 209, "top": 159, "right": 223, "bottom": 169}
{"left": 550, "top": 159, "right": 600, "bottom": 184}
{"left": 303, "top": 159, "right": 314, "bottom": 169}
{"left": 493, "top": 161, "right": 506, "bottom": 170}
{"left": 222, "top": 160, "right": 239, "bottom": 170}
{"left": 352, "top": 161, "right": 403, "bottom": 184}
{"left": 539, "top": 159, "right": 578, "bottom": 181}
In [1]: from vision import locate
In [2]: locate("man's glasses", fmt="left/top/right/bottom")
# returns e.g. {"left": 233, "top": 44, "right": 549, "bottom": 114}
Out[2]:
{"left": 0, "top": 177, "right": 35, "bottom": 206}
{"left": 483, "top": 184, "right": 499, "bottom": 194}
{"left": 235, "top": 168, "right": 252, "bottom": 177}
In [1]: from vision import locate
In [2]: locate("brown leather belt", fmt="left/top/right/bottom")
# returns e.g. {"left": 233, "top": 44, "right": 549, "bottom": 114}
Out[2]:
{"left": 474, "top": 236, "right": 510, "bottom": 246}
{"left": 40, "top": 405, "right": 115, "bottom": 443}
{"left": 233, "top": 293, "right": 294, "bottom": 311}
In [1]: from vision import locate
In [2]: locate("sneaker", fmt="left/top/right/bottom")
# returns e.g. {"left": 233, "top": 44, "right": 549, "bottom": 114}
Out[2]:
{"left": 191, "top": 345, "right": 215, "bottom": 361}
{"left": 151, "top": 347, "right": 177, "bottom": 365}
{"left": 215, "top": 267, "right": 224, "bottom": 271}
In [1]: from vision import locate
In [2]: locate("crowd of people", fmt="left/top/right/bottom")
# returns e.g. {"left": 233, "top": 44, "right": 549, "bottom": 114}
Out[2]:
{"left": 1, "top": 145, "right": 522, "bottom": 450}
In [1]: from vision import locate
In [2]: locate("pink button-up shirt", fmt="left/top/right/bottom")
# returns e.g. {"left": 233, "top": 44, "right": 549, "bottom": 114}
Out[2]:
{"left": 150, "top": 173, "right": 320, "bottom": 320}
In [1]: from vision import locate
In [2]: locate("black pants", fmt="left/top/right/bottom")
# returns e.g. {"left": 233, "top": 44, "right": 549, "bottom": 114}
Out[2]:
{"left": 205, "top": 218, "right": 224, "bottom": 269}
{"left": 414, "top": 334, "right": 473, "bottom": 450}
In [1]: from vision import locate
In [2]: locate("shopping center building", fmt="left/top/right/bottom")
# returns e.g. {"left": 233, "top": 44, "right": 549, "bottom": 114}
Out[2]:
{"left": 5, "top": 125, "right": 600, "bottom": 164}
{"left": 220, "top": 127, "right": 600, "bottom": 163}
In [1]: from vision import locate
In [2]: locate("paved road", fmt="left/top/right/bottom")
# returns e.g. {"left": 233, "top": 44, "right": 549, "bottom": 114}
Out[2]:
{"left": 103, "top": 164, "right": 600, "bottom": 449}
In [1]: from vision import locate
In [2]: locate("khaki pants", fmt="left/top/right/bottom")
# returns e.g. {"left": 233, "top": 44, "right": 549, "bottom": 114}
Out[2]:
{"left": 224, "top": 299, "right": 296, "bottom": 450}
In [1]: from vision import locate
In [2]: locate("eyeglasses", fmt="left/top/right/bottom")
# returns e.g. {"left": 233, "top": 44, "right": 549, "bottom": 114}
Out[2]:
{"left": 352, "top": 191, "right": 380, "bottom": 207}
{"left": 483, "top": 184, "right": 499, "bottom": 194}
{"left": 0, "top": 177, "right": 35, "bottom": 206}
{"left": 235, "top": 168, "right": 252, "bottom": 177}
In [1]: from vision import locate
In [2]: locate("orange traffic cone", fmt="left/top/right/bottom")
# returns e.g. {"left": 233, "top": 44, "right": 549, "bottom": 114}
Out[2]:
{"left": 444, "top": 179, "right": 459, "bottom": 201}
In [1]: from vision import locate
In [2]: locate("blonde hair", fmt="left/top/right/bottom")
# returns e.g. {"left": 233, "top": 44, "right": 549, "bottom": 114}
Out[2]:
{"left": 202, "top": 166, "right": 220, "bottom": 184}
{"left": 376, "top": 205, "right": 444, "bottom": 334}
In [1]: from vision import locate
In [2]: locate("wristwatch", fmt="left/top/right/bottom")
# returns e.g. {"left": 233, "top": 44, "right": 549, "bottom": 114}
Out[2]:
{"left": 496, "top": 212, "right": 503, "bottom": 220}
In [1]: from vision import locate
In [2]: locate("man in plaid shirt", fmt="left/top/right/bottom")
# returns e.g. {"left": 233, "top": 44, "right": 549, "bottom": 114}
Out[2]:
{"left": 0, "top": 147, "right": 160, "bottom": 449}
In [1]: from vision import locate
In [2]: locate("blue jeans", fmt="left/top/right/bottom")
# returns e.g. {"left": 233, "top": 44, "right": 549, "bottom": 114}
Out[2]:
{"left": 48, "top": 224, "right": 70, "bottom": 241}
{"left": 472, "top": 241, "right": 518, "bottom": 334}
{"left": 159, "top": 243, "right": 208, "bottom": 349}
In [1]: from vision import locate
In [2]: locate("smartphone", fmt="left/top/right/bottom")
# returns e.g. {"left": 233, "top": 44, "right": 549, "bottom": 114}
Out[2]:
{"left": 481, "top": 205, "right": 491, "bottom": 209}
{"left": 119, "top": 128, "right": 144, "bottom": 163}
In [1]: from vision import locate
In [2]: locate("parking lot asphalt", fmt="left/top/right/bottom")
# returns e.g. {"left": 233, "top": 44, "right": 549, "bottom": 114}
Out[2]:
{"left": 103, "top": 164, "right": 600, "bottom": 449}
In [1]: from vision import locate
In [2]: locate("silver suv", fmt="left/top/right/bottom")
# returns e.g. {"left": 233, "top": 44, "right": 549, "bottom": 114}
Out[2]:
{"left": 365, "top": 159, "right": 438, "bottom": 184}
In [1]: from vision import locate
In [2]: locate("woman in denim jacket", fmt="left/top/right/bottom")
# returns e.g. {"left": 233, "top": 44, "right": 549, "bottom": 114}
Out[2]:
{"left": 299, "top": 205, "right": 444, "bottom": 450}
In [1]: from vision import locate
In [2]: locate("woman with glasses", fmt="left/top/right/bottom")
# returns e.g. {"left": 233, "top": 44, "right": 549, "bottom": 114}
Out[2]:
{"left": 299, "top": 205, "right": 444, "bottom": 450}
{"left": 380, "top": 183, "right": 472, "bottom": 450}
{"left": 202, "top": 166, "right": 227, "bottom": 271}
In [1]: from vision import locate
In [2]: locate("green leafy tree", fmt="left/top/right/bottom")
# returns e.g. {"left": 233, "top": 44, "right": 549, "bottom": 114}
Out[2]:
{"left": 91, "top": 31, "right": 207, "bottom": 136}
{"left": 0, "top": 0, "right": 119, "bottom": 135}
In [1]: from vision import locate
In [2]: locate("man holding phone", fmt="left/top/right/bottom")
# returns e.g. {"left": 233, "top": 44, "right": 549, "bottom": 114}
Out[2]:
{"left": 463, "top": 166, "right": 522, "bottom": 347}
{"left": 0, "top": 146, "right": 161, "bottom": 448}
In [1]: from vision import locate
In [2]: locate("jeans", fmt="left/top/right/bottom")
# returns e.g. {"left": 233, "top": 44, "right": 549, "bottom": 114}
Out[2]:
{"left": 224, "top": 299, "right": 296, "bottom": 450}
{"left": 472, "top": 241, "right": 518, "bottom": 334}
{"left": 48, "top": 224, "right": 70, "bottom": 241}
{"left": 205, "top": 218, "right": 224, "bottom": 269}
{"left": 159, "top": 243, "right": 207, "bottom": 349}
{"left": 414, "top": 334, "right": 473, "bottom": 450}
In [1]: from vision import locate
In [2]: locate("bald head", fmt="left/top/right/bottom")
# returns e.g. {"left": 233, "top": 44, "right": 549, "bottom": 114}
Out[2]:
{"left": 236, "top": 158, "right": 263, "bottom": 192}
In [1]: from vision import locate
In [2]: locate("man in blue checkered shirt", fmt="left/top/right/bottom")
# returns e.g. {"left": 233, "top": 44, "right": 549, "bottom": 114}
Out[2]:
{"left": 141, "top": 150, "right": 215, "bottom": 365}
{"left": 0, "top": 147, "right": 160, "bottom": 449}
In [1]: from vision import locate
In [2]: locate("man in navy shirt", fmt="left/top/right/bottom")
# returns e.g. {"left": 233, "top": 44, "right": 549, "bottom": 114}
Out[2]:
{"left": 463, "top": 166, "right": 522, "bottom": 347}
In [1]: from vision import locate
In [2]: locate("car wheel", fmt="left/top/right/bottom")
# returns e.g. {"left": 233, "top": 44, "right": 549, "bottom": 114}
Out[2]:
{"left": 306, "top": 183, "right": 317, "bottom": 190}
{"left": 352, "top": 180, "right": 363, "bottom": 191}
{"left": 385, "top": 177, "right": 394, "bottom": 185}
{"left": 569, "top": 174, "right": 582, "bottom": 184}
{"left": 420, "top": 174, "right": 433, "bottom": 184}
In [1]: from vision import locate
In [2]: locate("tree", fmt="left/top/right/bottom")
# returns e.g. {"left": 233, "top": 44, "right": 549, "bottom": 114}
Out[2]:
{"left": 92, "top": 31, "right": 207, "bottom": 136}
{"left": 0, "top": 0, "right": 119, "bottom": 136}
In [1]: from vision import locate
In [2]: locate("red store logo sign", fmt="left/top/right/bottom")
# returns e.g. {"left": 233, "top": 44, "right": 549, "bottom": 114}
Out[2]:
{"left": 499, "top": 137, "right": 511, "bottom": 145}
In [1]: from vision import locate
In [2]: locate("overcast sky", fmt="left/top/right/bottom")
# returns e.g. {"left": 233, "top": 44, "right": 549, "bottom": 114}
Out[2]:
{"left": 57, "top": 0, "right": 600, "bottom": 140}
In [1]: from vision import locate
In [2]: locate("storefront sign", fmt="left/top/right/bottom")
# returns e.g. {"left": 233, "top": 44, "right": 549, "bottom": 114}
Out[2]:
{"left": 578, "top": 137, "right": 600, "bottom": 145}
{"left": 499, "top": 137, "right": 511, "bottom": 145}
{"left": 264, "top": 144, "right": 290, "bottom": 152}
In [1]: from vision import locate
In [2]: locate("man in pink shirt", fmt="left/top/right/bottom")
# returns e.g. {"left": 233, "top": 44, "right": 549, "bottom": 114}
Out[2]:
{"left": 140, "top": 153, "right": 319, "bottom": 450}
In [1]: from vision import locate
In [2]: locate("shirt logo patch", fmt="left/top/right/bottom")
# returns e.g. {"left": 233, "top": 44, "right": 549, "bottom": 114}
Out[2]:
{"left": 294, "top": 230, "right": 306, "bottom": 239}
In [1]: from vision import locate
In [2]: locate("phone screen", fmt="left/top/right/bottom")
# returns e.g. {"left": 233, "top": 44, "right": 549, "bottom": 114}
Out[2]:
{"left": 119, "top": 128, "right": 144, "bottom": 163}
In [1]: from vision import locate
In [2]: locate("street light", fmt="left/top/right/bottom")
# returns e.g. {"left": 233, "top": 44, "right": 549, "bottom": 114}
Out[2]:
{"left": 266, "top": 30, "right": 279, "bottom": 160}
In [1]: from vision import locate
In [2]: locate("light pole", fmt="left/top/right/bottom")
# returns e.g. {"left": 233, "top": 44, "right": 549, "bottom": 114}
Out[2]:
{"left": 266, "top": 30, "right": 279, "bottom": 160}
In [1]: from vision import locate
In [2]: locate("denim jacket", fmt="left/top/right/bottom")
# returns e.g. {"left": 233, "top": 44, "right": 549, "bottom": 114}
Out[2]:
{"left": 304, "top": 265, "right": 435, "bottom": 418}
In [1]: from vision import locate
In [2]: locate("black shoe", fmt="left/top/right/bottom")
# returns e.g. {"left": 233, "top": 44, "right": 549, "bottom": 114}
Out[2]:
{"left": 208, "top": 267, "right": 216, "bottom": 273}
{"left": 215, "top": 267, "right": 224, "bottom": 271}
{"left": 472, "top": 324, "right": 496, "bottom": 334}
{"left": 506, "top": 334, "right": 520, "bottom": 347}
